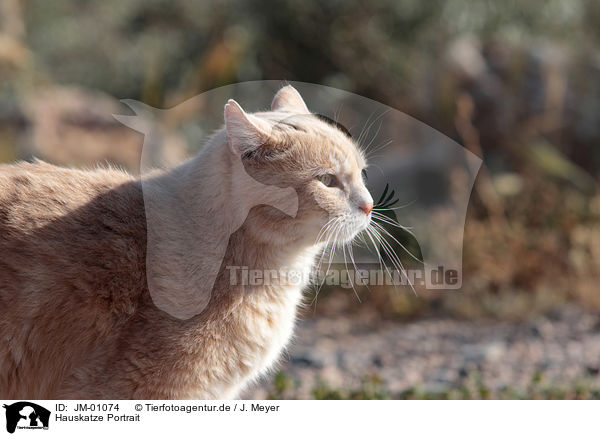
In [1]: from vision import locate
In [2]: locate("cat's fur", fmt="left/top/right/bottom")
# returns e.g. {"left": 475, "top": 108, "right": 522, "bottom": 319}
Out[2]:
{"left": 0, "top": 86, "right": 372, "bottom": 399}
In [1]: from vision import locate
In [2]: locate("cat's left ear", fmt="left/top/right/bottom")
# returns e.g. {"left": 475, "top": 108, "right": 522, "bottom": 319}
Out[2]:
{"left": 224, "top": 99, "right": 272, "bottom": 155}
{"left": 271, "top": 85, "right": 309, "bottom": 113}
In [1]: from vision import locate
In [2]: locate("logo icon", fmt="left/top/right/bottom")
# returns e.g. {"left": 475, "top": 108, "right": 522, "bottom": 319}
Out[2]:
{"left": 3, "top": 402, "right": 50, "bottom": 434}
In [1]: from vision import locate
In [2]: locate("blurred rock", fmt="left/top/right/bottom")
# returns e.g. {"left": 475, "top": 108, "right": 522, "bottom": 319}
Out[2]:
{"left": 17, "top": 86, "right": 187, "bottom": 173}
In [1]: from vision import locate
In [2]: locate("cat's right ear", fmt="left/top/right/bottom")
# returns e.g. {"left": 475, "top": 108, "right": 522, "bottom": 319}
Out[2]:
{"left": 224, "top": 99, "right": 271, "bottom": 155}
{"left": 271, "top": 85, "right": 309, "bottom": 113}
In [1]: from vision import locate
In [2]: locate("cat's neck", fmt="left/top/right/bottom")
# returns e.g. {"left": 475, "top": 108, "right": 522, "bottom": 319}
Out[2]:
{"left": 183, "top": 131, "right": 320, "bottom": 286}
{"left": 140, "top": 130, "right": 318, "bottom": 319}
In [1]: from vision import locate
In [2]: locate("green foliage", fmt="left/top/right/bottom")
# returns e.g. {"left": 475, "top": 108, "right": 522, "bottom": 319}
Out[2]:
{"left": 269, "top": 370, "right": 600, "bottom": 400}
{"left": 312, "top": 375, "right": 391, "bottom": 400}
{"left": 267, "top": 371, "right": 297, "bottom": 400}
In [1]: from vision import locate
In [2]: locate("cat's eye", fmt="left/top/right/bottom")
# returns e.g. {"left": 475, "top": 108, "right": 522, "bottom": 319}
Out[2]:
{"left": 317, "top": 174, "right": 339, "bottom": 188}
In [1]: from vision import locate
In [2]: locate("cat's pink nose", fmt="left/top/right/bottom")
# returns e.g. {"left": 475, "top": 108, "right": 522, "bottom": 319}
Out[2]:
{"left": 359, "top": 202, "right": 373, "bottom": 215}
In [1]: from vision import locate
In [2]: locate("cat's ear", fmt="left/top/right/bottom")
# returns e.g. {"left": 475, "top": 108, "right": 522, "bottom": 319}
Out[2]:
{"left": 224, "top": 99, "right": 271, "bottom": 155}
{"left": 271, "top": 85, "right": 309, "bottom": 113}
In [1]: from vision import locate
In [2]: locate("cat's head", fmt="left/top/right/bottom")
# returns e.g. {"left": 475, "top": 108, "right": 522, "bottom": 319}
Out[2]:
{"left": 224, "top": 85, "right": 373, "bottom": 247}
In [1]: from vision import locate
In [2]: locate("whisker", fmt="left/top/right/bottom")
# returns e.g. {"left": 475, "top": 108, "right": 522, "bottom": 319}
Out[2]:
{"left": 311, "top": 217, "right": 342, "bottom": 307}
{"left": 373, "top": 200, "right": 415, "bottom": 211}
{"left": 358, "top": 109, "right": 391, "bottom": 152}
{"left": 371, "top": 220, "right": 423, "bottom": 265}
{"left": 363, "top": 120, "right": 385, "bottom": 155}
{"left": 356, "top": 112, "right": 374, "bottom": 148}
{"left": 312, "top": 218, "right": 344, "bottom": 307}
{"left": 342, "top": 243, "right": 361, "bottom": 303}
{"left": 370, "top": 226, "right": 417, "bottom": 296}
{"left": 370, "top": 227, "right": 404, "bottom": 288}
{"left": 364, "top": 226, "right": 395, "bottom": 285}
{"left": 348, "top": 241, "right": 371, "bottom": 294}
{"left": 371, "top": 212, "right": 416, "bottom": 237}
{"left": 375, "top": 183, "right": 390, "bottom": 206}
{"left": 365, "top": 138, "right": 394, "bottom": 160}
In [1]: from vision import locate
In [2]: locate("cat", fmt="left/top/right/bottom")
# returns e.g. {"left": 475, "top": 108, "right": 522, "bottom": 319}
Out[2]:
{"left": 0, "top": 85, "right": 373, "bottom": 399}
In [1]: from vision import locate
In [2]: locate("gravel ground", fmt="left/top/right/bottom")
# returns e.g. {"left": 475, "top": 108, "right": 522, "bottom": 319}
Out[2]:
{"left": 242, "top": 305, "right": 600, "bottom": 399}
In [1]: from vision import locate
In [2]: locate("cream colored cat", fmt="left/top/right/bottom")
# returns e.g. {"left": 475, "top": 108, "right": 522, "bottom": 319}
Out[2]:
{"left": 0, "top": 86, "right": 373, "bottom": 399}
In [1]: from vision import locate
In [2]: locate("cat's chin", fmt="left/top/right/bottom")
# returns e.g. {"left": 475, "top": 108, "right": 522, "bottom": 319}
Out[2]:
{"left": 334, "top": 224, "right": 369, "bottom": 245}
{"left": 314, "top": 213, "right": 370, "bottom": 246}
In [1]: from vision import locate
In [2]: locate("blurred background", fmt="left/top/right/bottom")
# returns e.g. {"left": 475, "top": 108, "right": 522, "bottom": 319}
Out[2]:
{"left": 1, "top": 0, "right": 600, "bottom": 399}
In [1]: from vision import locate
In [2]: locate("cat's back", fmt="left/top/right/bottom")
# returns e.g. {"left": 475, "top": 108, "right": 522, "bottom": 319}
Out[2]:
{"left": 0, "top": 160, "right": 133, "bottom": 222}
{"left": 0, "top": 160, "right": 148, "bottom": 398}
{"left": 0, "top": 160, "right": 147, "bottom": 305}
